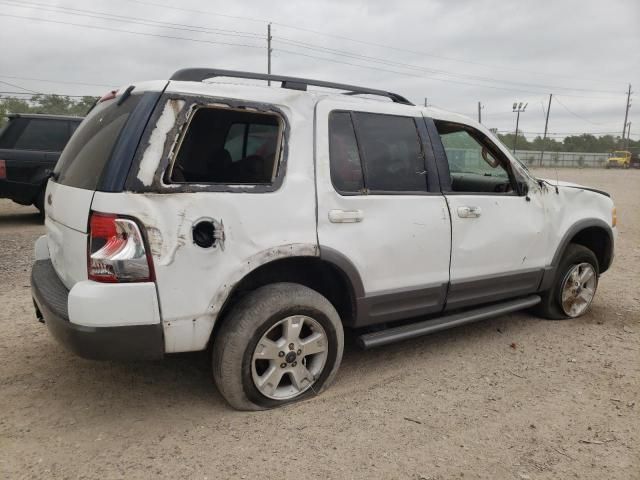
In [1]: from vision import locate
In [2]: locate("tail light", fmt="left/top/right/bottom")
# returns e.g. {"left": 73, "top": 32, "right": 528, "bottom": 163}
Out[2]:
{"left": 0, "top": 159, "right": 6, "bottom": 179}
{"left": 88, "top": 212, "right": 154, "bottom": 283}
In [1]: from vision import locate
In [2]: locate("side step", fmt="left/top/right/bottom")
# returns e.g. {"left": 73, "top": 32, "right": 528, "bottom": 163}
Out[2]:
{"left": 357, "top": 295, "right": 541, "bottom": 349}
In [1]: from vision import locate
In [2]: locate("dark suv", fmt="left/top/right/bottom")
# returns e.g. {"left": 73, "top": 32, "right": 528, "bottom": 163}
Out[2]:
{"left": 0, "top": 113, "right": 83, "bottom": 213}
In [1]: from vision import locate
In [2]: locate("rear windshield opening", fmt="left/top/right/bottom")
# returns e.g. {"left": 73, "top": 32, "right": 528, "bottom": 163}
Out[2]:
{"left": 169, "top": 107, "right": 282, "bottom": 184}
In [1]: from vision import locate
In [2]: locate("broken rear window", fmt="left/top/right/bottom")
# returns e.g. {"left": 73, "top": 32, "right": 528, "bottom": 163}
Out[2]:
{"left": 169, "top": 107, "right": 282, "bottom": 184}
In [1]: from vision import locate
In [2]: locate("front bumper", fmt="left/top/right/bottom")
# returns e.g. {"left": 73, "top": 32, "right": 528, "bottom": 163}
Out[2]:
{"left": 31, "top": 259, "right": 164, "bottom": 360}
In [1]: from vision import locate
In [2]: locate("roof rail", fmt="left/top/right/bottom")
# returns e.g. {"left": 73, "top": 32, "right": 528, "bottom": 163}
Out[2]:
{"left": 169, "top": 68, "right": 414, "bottom": 105}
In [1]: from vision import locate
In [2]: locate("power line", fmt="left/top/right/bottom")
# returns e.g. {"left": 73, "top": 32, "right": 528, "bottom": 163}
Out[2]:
{"left": 127, "top": 0, "right": 268, "bottom": 25}
{"left": 120, "top": 0, "right": 623, "bottom": 87}
{"left": 275, "top": 48, "right": 622, "bottom": 98}
{"left": 0, "top": 75, "right": 113, "bottom": 88}
{"left": 1, "top": 4, "right": 628, "bottom": 100}
{"left": 553, "top": 96, "right": 608, "bottom": 126}
{"left": 0, "top": 0, "right": 264, "bottom": 40}
{"left": 0, "top": 79, "right": 40, "bottom": 94}
{"left": 275, "top": 37, "right": 624, "bottom": 97}
{"left": 0, "top": 13, "right": 265, "bottom": 50}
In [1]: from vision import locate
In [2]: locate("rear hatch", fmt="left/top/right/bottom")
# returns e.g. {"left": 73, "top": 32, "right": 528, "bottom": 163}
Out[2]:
{"left": 45, "top": 90, "right": 150, "bottom": 289}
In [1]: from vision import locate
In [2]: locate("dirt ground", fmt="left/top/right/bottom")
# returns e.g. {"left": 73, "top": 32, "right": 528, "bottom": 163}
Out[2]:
{"left": 0, "top": 168, "right": 638, "bottom": 480}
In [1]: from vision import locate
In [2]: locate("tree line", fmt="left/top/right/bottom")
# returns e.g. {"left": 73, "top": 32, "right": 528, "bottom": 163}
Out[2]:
{"left": 496, "top": 131, "right": 638, "bottom": 154}
{"left": 0, "top": 95, "right": 96, "bottom": 127}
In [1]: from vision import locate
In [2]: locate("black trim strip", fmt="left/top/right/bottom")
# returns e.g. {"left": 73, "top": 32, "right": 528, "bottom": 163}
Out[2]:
{"left": 358, "top": 295, "right": 541, "bottom": 349}
{"left": 445, "top": 268, "right": 543, "bottom": 311}
{"left": 357, "top": 283, "right": 447, "bottom": 327}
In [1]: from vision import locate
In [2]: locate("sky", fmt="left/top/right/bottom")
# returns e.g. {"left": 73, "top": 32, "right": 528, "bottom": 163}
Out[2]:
{"left": 1, "top": 0, "right": 639, "bottom": 140}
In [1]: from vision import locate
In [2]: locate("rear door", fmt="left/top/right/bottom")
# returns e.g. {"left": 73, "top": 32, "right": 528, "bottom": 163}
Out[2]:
{"left": 46, "top": 93, "right": 147, "bottom": 289}
{"left": 316, "top": 99, "right": 451, "bottom": 327}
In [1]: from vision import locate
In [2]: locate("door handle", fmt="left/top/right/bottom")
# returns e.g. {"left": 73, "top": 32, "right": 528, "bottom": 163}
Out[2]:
{"left": 457, "top": 206, "right": 482, "bottom": 218}
{"left": 328, "top": 209, "right": 364, "bottom": 223}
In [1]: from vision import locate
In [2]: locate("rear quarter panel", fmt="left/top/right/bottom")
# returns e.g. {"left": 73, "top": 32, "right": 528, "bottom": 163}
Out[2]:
{"left": 91, "top": 89, "right": 319, "bottom": 353}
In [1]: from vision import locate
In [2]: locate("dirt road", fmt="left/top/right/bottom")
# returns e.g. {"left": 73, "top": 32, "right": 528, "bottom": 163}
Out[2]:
{"left": 1, "top": 169, "right": 638, "bottom": 479}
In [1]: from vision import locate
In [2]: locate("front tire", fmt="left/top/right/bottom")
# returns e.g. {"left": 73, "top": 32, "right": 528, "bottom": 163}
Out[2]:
{"left": 534, "top": 244, "right": 599, "bottom": 320}
{"left": 212, "top": 283, "right": 344, "bottom": 410}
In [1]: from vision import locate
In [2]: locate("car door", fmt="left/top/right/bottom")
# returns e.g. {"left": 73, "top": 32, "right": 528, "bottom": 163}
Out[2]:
{"left": 424, "top": 116, "right": 548, "bottom": 310}
{"left": 316, "top": 99, "right": 451, "bottom": 327}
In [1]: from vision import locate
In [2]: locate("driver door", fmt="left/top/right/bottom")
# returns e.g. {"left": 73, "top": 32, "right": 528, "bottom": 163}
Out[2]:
{"left": 426, "top": 117, "right": 548, "bottom": 310}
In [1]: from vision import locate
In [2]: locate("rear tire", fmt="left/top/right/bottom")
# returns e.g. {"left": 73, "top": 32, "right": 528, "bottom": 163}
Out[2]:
{"left": 534, "top": 244, "right": 599, "bottom": 320}
{"left": 212, "top": 283, "right": 344, "bottom": 411}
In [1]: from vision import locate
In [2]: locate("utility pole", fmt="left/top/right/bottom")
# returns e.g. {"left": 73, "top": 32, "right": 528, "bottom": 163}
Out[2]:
{"left": 512, "top": 101, "right": 528, "bottom": 154}
{"left": 477, "top": 101, "right": 483, "bottom": 123}
{"left": 540, "top": 93, "right": 552, "bottom": 166}
{"left": 622, "top": 83, "right": 632, "bottom": 144}
{"left": 267, "top": 23, "right": 272, "bottom": 86}
{"left": 626, "top": 122, "right": 632, "bottom": 150}
{"left": 424, "top": 97, "right": 428, "bottom": 107}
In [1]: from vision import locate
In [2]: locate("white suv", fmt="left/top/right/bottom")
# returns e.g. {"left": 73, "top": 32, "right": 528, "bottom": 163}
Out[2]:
{"left": 31, "top": 68, "right": 616, "bottom": 410}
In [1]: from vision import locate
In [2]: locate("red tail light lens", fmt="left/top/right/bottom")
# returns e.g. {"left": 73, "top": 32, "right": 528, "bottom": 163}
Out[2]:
{"left": 0, "top": 160, "right": 6, "bottom": 179}
{"left": 88, "top": 212, "right": 153, "bottom": 283}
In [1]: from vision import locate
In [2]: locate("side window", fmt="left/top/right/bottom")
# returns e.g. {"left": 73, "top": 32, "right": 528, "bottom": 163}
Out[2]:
{"left": 13, "top": 119, "right": 69, "bottom": 151}
{"left": 353, "top": 113, "right": 426, "bottom": 192}
{"left": 329, "top": 112, "right": 364, "bottom": 193}
{"left": 435, "top": 121, "right": 514, "bottom": 194}
{"left": 170, "top": 108, "right": 281, "bottom": 184}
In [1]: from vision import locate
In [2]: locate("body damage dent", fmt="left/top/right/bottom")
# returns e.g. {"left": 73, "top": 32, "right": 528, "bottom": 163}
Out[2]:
{"left": 136, "top": 99, "right": 185, "bottom": 187}
{"left": 163, "top": 243, "right": 319, "bottom": 353}
{"left": 209, "top": 243, "right": 319, "bottom": 317}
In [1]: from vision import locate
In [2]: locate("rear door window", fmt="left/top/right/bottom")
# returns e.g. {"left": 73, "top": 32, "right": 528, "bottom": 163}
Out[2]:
{"left": 328, "top": 112, "right": 364, "bottom": 193}
{"left": 54, "top": 95, "right": 143, "bottom": 190}
{"left": 13, "top": 119, "right": 69, "bottom": 152}
{"left": 353, "top": 113, "right": 426, "bottom": 193}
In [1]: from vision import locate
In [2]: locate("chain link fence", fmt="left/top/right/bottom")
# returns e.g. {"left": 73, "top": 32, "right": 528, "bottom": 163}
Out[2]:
{"left": 513, "top": 150, "right": 610, "bottom": 168}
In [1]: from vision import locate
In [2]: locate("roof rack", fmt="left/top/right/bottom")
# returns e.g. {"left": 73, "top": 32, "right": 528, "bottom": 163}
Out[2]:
{"left": 169, "top": 68, "right": 414, "bottom": 106}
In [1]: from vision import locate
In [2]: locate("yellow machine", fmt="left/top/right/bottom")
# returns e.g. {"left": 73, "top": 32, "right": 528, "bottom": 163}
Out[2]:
{"left": 606, "top": 150, "right": 631, "bottom": 168}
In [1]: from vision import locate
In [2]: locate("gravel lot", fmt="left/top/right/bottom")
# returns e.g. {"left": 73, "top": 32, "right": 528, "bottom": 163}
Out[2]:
{"left": 0, "top": 168, "right": 638, "bottom": 480}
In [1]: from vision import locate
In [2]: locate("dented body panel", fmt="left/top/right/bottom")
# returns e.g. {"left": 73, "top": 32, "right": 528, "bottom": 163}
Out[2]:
{"left": 90, "top": 83, "right": 319, "bottom": 352}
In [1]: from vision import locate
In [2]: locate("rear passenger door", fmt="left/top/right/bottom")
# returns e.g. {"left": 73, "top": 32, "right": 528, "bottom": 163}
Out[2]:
{"left": 315, "top": 99, "right": 451, "bottom": 327}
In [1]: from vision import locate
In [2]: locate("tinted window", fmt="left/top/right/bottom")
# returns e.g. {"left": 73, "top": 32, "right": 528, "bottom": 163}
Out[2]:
{"left": 170, "top": 108, "right": 281, "bottom": 184}
{"left": 329, "top": 112, "right": 364, "bottom": 193}
{"left": 13, "top": 119, "right": 69, "bottom": 151}
{"left": 55, "top": 95, "right": 142, "bottom": 190}
{"left": 353, "top": 113, "right": 426, "bottom": 192}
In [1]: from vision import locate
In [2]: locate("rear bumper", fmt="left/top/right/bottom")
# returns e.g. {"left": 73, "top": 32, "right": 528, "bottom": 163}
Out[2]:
{"left": 31, "top": 259, "right": 164, "bottom": 360}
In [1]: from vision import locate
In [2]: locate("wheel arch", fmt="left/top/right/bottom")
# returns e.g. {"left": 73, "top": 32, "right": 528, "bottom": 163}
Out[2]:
{"left": 208, "top": 248, "right": 364, "bottom": 347}
{"left": 553, "top": 219, "right": 614, "bottom": 273}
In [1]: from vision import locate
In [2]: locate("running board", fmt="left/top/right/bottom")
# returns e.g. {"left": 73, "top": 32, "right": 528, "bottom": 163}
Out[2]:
{"left": 357, "top": 295, "right": 541, "bottom": 349}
